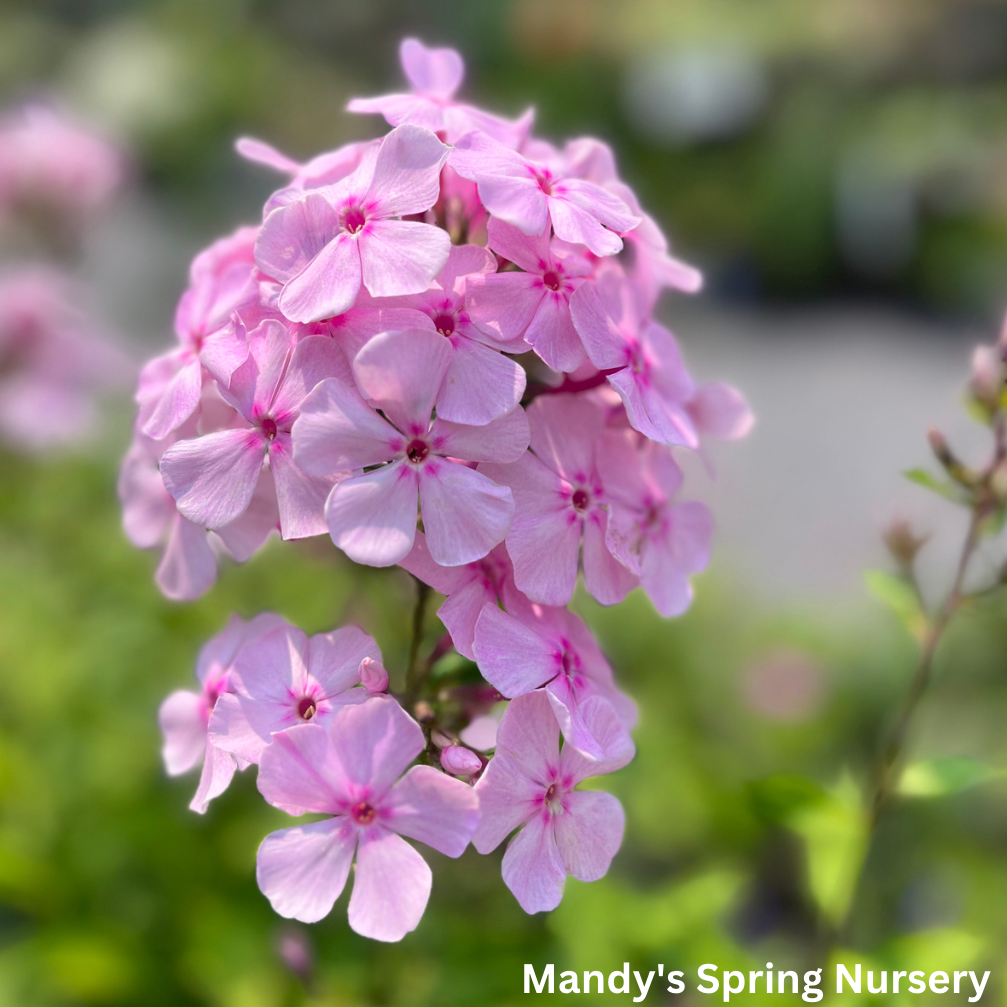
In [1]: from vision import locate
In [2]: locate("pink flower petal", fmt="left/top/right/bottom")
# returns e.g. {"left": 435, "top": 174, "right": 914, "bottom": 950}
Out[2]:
{"left": 465, "top": 272, "right": 543, "bottom": 345}
{"left": 501, "top": 811, "right": 566, "bottom": 914}
{"left": 484, "top": 217, "right": 551, "bottom": 273}
{"left": 348, "top": 828, "right": 431, "bottom": 942}
{"left": 255, "top": 193, "right": 340, "bottom": 284}
{"left": 527, "top": 393, "right": 605, "bottom": 483}
{"left": 472, "top": 753, "right": 541, "bottom": 854}
{"left": 206, "top": 693, "right": 267, "bottom": 766}
{"left": 156, "top": 513, "right": 218, "bottom": 602}
{"left": 366, "top": 124, "right": 448, "bottom": 218}
{"left": 582, "top": 513, "right": 638, "bottom": 606}
{"left": 419, "top": 461, "right": 513, "bottom": 566}
{"left": 160, "top": 428, "right": 265, "bottom": 529}
{"left": 524, "top": 292, "right": 586, "bottom": 373}
{"left": 269, "top": 438, "right": 332, "bottom": 540}
{"left": 360, "top": 219, "right": 451, "bottom": 300}
{"left": 309, "top": 625, "right": 381, "bottom": 696}
{"left": 435, "top": 337, "right": 526, "bottom": 426}
{"left": 399, "top": 38, "right": 464, "bottom": 99}
{"left": 189, "top": 739, "right": 237, "bottom": 814}
{"left": 141, "top": 356, "right": 202, "bottom": 440}
{"left": 279, "top": 232, "right": 362, "bottom": 324}
{"left": 256, "top": 819, "right": 356, "bottom": 923}
{"left": 257, "top": 721, "right": 351, "bottom": 814}
{"left": 553, "top": 790, "right": 625, "bottom": 882}
{"left": 569, "top": 281, "right": 630, "bottom": 371}
{"left": 159, "top": 689, "right": 206, "bottom": 776}
{"left": 548, "top": 195, "right": 623, "bottom": 257}
{"left": 432, "top": 405, "right": 529, "bottom": 463}
{"left": 472, "top": 604, "right": 556, "bottom": 698}
{"left": 384, "top": 764, "right": 479, "bottom": 857}
{"left": 353, "top": 327, "right": 452, "bottom": 434}
{"left": 324, "top": 463, "right": 419, "bottom": 567}
{"left": 558, "top": 696, "right": 636, "bottom": 784}
{"left": 687, "top": 382, "right": 754, "bottom": 441}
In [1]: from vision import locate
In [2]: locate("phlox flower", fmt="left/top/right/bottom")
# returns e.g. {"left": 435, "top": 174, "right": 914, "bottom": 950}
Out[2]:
{"left": 481, "top": 393, "right": 638, "bottom": 607}
{"left": 255, "top": 696, "right": 479, "bottom": 940}
{"left": 472, "top": 599, "right": 635, "bottom": 760}
{"left": 160, "top": 318, "right": 349, "bottom": 539}
{"left": 450, "top": 131, "right": 640, "bottom": 257}
{"left": 599, "top": 432, "right": 713, "bottom": 617}
{"left": 571, "top": 267, "right": 699, "bottom": 448}
{"left": 292, "top": 327, "right": 529, "bottom": 567}
{"left": 399, "top": 533, "right": 521, "bottom": 660}
{"left": 371, "top": 242, "right": 527, "bottom": 424}
{"left": 208, "top": 621, "right": 380, "bottom": 765}
{"left": 137, "top": 226, "right": 259, "bottom": 440}
{"left": 473, "top": 691, "right": 633, "bottom": 913}
{"left": 158, "top": 613, "right": 285, "bottom": 813}
{"left": 348, "top": 37, "right": 533, "bottom": 147}
{"left": 466, "top": 218, "right": 592, "bottom": 372}
{"left": 255, "top": 125, "right": 451, "bottom": 323}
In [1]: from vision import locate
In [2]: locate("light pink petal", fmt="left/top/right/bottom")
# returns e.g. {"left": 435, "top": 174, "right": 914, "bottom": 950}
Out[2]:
{"left": 484, "top": 217, "right": 551, "bottom": 273}
{"left": 435, "top": 578, "right": 493, "bottom": 660}
{"left": 328, "top": 697, "right": 425, "bottom": 800}
{"left": 436, "top": 243, "right": 496, "bottom": 293}
{"left": 349, "top": 828, "right": 431, "bottom": 942}
{"left": 607, "top": 367, "right": 697, "bottom": 448}
{"left": 347, "top": 94, "right": 444, "bottom": 132}
{"left": 157, "top": 513, "right": 218, "bottom": 602}
{"left": 207, "top": 693, "right": 268, "bottom": 765}
{"left": 435, "top": 337, "right": 526, "bottom": 426}
{"left": 524, "top": 293, "right": 586, "bottom": 373}
{"left": 478, "top": 175, "right": 549, "bottom": 236}
{"left": 235, "top": 136, "right": 301, "bottom": 173}
{"left": 640, "top": 502, "right": 712, "bottom": 617}
{"left": 214, "top": 466, "right": 280, "bottom": 561}
{"left": 309, "top": 625, "right": 381, "bottom": 696}
{"left": 472, "top": 754, "right": 541, "bottom": 854}
{"left": 293, "top": 377, "right": 401, "bottom": 477}
{"left": 360, "top": 219, "right": 451, "bottom": 300}
{"left": 549, "top": 196, "right": 623, "bottom": 257}
{"left": 118, "top": 442, "right": 172, "bottom": 548}
{"left": 269, "top": 439, "right": 332, "bottom": 540}
{"left": 400, "top": 38, "right": 464, "bottom": 99}
{"left": 279, "top": 233, "right": 362, "bottom": 324}
{"left": 527, "top": 393, "right": 605, "bottom": 483}
{"left": 494, "top": 690, "right": 562, "bottom": 780}
{"left": 419, "top": 462, "right": 513, "bottom": 567}
{"left": 582, "top": 514, "right": 638, "bottom": 606}
{"left": 159, "top": 689, "right": 206, "bottom": 776}
{"left": 257, "top": 721, "right": 351, "bottom": 814}
{"left": 366, "top": 124, "right": 448, "bottom": 217}
{"left": 561, "top": 178, "right": 640, "bottom": 232}
{"left": 256, "top": 819, "right": 356, "bottom": 923}
{"left": 465, "top": 272, "right": 543, "bottom": 344}
{"left": 160, "top": 428, "right": 264, "bottom": 529}
{"left": 687, "top": 382, "right": 754, "bottom": 441}
{"left": 141, "top": 357, "right": 202, "bottom": 440}
{"left": 255, "top": 193, "right": 340, "bottom": 283}
{"left": 384, "top": 765, "right": 479, "bottom": 856}
{"left": 432, "top": 405, "right": 529, "bottom": 463}
{"left": 569, "top": 281, "right": 630, "bottom": 370}
{"left": 545, "top": 674, "right": 604, "bottom": 762}
{"left": 270, "top": 334, "right": 353, "bottom": 419}
{"left": 353, "top": 328, "right": 451, "bottom": 434}
{"left": 558, "top": 695, "right": 636, "bottom": 784}
{"left": 397, "top": 530, "right": 470, "bottom": 595}
{"left": 501, "top": 812, "right": 566, "bottom": 914}
{"left": 325, "top": 463, "right": 418, "bottom": 567}
{"left": 472, "top": 604, "right": 555, "bottom": 698}
{"left": 594, "top": 430, "right": 649, "bottom": 510}
{"left": 189, "top": 740, "right": 237, "bottom": 814}
{"left": 554, "top": 790, "right": 625, "bottom": 882}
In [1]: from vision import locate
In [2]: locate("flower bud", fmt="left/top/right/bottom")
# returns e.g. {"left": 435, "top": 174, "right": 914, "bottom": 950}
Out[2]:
{"left": 440, "top": 745, "right": 482, "bottom": 777}
{"left": 276, "top": 925, "right": 313, "bottom": 981}
{"left": 882, "top": 516, "right": 928, "bottom": 568}
{"left": 969, "top": 344, "right": 1003, "bottom": 414}
{"left": 358, "top": 657, "right": 388, "bottom": 694}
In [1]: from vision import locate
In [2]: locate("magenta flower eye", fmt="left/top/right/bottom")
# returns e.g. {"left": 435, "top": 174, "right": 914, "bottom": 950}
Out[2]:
{"left": 296, "top": 697, "right": 317, "bottom": 721}
{"left": 432, "top": 312, "right": 455, "bottom": 336}
{"left": 571, "top": 488, "right": 589, "bottom": 512}
{"left": 541, "top": 270, "right": 561, "bottom": 291}
{"left": 405, "top": 439, "right": 429, "bottom": 464}
{"left": 351, "top": 800, "right": 376, "bottom": 825}
{"left": 259, "top": 416, "right": 277, "bottom": 440}
{"left": 342, "top": 206, "right": 367, "bottom": 234}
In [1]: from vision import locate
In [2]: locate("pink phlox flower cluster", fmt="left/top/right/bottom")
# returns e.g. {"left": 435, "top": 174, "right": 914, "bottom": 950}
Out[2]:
{"left": 0, "top": 267, "right": 128, "bottom": 451}
{"left": 0, "top": 105, "right": 124, "bottom": 224}
{"left": 135, "top": 37, "right": 752, "bottom": 935}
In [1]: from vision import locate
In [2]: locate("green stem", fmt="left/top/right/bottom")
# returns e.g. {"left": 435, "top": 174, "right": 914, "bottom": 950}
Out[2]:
{"left": 402, "top": 579, "right": 430, "bottom": 708}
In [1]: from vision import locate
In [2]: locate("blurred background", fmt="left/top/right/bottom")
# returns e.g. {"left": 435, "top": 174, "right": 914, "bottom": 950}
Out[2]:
{"left": 2, "top": 0, "right": 1007, "bottom": 1004}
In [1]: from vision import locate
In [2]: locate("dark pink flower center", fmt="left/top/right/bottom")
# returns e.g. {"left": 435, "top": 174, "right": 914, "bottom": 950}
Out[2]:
{"left": 406, "top": 439, "right": 430, "bottom": 464}
{"left": 545, "top": 783, "right": 558, "bottom": 804}
{"left": 534, "top": 169, "right": 554, "bottom": 196}
{"left": 433, "top": 312, "right": 455, "bottom": 336}
{"left": 296, "top": 696, "right": 317, "bottom": 721}
{"left": 571, "top": 488, "right": 590, "bottom": 511}
{"left": 260, "top": 416, "right": 278, "bottom": 440}
{"left": 343, "top": 206, "right": 367, "bottom": 234}
{"left": 352, "top": 800, "right": 376, "bottom": 825}
{"left": 542, "top": 270, "right": 561, "bottom": 292}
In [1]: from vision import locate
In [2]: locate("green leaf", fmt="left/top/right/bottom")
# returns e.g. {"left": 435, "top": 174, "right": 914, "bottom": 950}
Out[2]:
{"left": 788, "top": 773, "right": 869, "bottom": 927}
{"left": 864, "top": 569, "right": 927, "bottom": 638}
{"left": 904, "top": 467, "right": 966, "bottom": 503}
{"left": 899, "top": 756, "right": 1003, "bottom": 797}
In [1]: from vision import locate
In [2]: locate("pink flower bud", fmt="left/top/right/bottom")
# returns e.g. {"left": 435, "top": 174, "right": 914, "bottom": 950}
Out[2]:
{"left": 359, "top": 657, "right": 388, "bottom": 694}
{"left": 440, "top": 745, "right": 481, "bottom": 777}
{"left": 969, "top": 344, "right": 1003, "bottom": 413}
